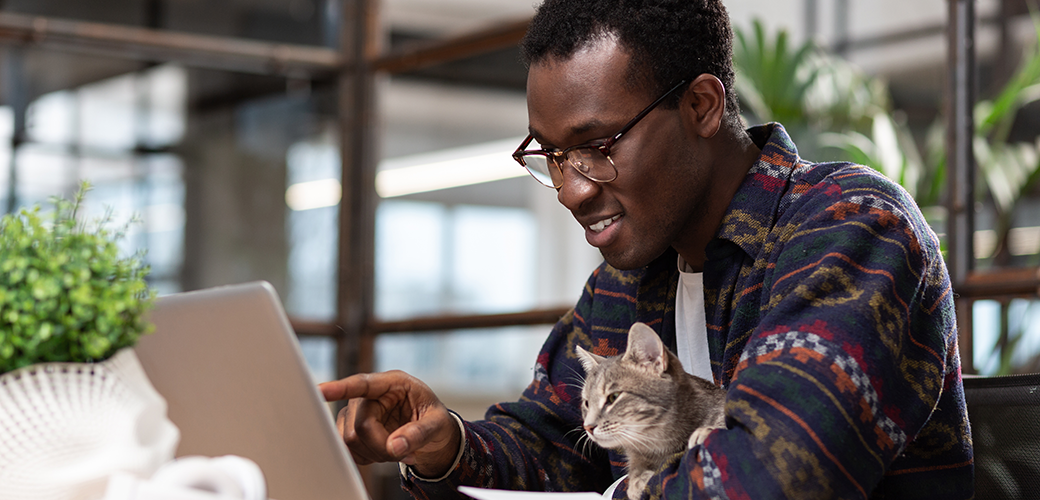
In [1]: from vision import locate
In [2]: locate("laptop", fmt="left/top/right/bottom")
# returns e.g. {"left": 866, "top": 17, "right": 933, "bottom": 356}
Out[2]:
{"left": 133, "top": 281, "right": 371, "bottom": 500}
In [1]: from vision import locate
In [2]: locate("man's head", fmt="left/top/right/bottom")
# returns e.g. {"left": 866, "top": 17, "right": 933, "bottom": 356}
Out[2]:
{"left": 516, "top": 0, "right": 757, "bottom": 271}
{"left": 520, "top": 0, "right": 739, "bottom": 127}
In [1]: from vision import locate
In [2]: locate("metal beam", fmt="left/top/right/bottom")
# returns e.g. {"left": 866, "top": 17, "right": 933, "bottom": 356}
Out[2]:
{"left": 1, "top": 47, "right": 25, "bottom": 214}
{"left": 373, "top": 18, "right": 529, "bottom": 73}
{"left": 335, "top": 0, "right": 380, "bottom": 378}
{"left": 290, "top": 318, "right": 343, "bottom": 337}
{"left": 293, "top": 307, "right": 572, "bottom": 337}
{"left": 0, "top": 12, "right": 528, "bottom": 80}
{"left": 371, "top": 307, "right": 572, "bottom": 335}
{"left": 946, "top": 0, "right": 976, "bottom": 372}
{"left": 959, "top": 268, "right": 1040, "bottom": 299}
{"left": 0, "top": 11, "right": 340, "bottom": 78}
{"left": 834, "top": 0, "right": 850, "bottom": 55}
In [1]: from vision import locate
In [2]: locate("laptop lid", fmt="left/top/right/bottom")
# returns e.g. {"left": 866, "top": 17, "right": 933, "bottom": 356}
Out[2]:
{"left": 133, "top": 281, "right": 370, "bottom": 500}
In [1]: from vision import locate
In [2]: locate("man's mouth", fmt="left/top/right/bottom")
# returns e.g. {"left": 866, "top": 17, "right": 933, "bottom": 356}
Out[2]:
{"left": 589, "top": 214, "right": 621, "bottom": 233}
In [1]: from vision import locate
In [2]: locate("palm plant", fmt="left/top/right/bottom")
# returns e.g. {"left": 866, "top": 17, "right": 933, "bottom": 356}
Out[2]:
{"left": 820, "top": 16, "right": 1040, "bottom": 264}
{"left": 973, "top": 16, "right": 1040, "bottom": 266}
{"left": 733, "top": 20, "right": 819, "bottom": 127}
{"left": 734, "top": 19, "right": 888, "bottom": 158}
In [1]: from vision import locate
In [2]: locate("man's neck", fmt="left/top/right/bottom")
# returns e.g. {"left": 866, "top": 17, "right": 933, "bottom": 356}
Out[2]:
{"left": 674, "top": 124, "right": 761, "bottom": 271}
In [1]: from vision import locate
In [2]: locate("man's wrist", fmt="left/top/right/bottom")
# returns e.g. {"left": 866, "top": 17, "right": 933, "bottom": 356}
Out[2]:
{"left": 399, "top": 410, "right": 466, "bottom": 482}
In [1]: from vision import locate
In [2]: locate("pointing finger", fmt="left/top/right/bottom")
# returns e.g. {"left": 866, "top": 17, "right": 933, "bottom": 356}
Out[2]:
{"left": 320, "top": 372, "right": 401, "bottom": 402}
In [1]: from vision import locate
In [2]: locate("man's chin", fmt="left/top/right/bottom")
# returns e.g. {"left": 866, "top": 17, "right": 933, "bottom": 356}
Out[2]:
{"left": 599, "top": 248, "right": 657, "bottom": 271}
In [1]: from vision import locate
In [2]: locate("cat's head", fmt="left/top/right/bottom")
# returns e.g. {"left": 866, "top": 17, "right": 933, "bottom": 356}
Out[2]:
{"left": 575, "top": 322, "right": 680, "bottom": 453}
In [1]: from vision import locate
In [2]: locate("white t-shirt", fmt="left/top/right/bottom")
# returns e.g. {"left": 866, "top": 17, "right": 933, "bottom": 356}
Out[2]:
{"left": 675, "top": 256, "right": 713, "bottom": 380}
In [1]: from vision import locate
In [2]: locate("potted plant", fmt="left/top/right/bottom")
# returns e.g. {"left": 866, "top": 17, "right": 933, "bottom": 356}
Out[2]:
{"left": 0, "top": 182, "right": 179, "bottom": 500}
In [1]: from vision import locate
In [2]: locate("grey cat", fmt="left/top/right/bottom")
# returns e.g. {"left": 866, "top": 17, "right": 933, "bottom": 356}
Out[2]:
{"left": 576, "top": 322, "right": 727, "bottom": 500}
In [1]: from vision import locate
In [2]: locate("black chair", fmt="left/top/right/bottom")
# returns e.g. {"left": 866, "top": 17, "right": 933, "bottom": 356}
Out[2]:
{"left": 964, "top": 373, "right": 1040, "bottom": 500}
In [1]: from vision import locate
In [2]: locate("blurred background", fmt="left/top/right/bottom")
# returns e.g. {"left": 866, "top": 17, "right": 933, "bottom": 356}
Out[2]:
{"left": 0, "top": 0, "right": 1037, "bottom": 497}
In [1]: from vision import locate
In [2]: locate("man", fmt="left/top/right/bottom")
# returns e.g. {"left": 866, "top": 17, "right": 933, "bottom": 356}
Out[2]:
{"left": 320, "top": 0, "right": 974, "bottom": 498}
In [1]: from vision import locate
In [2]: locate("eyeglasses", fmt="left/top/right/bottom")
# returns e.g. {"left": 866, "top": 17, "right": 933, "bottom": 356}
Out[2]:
{"left": 512, "top": 79, "right": 688, "bottom": 188}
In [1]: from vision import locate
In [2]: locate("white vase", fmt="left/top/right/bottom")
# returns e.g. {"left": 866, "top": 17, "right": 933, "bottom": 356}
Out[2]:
{"left": 0, "top": 347, "right": 180, "bottom": 500}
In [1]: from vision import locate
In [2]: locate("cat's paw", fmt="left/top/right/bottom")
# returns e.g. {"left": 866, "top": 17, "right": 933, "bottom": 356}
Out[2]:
{"left": 687, "top": 426, "right": 719, "bottom": 449}
{"left": 627, "top": 470, "right": 654, "bottom": 500}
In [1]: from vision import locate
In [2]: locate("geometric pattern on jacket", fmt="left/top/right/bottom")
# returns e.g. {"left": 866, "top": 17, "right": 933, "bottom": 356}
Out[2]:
{"left": 401, "top": 123, "right": 973, "bottom": 499}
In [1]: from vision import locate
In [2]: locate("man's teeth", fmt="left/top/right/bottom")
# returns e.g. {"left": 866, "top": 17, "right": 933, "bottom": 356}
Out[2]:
{"left": 589, "top": 215, "right": 621, "bottom": 233}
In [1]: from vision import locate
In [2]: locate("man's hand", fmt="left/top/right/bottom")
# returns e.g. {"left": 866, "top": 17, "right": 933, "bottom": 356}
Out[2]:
{"left": 319, "top": 370, "right": 462, "bottom": 479}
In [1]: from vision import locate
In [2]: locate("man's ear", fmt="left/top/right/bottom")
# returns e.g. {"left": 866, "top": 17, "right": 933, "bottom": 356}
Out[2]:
{"left": 679, "top": 74, "right": 726, "bottom": 139}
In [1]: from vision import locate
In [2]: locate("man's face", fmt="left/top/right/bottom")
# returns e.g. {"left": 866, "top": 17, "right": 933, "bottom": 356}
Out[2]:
{"left": 526, "top": 37, "right": 718, "bottom": 270}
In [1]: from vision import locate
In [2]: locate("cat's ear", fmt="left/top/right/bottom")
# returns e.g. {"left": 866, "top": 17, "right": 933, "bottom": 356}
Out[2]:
{"left": 575, "top": 345, "right": 605, "bottom": 374}
{"left": 623, "top": 322, "right": 668, "bottom": 374}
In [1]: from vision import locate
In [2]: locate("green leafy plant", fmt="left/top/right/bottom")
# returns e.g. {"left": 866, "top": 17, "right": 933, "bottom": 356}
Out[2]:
{"left": 733, "top": 19, "right": 821, "bottom": 127}
{"left": 824, "top": 14, "right": 1040, "bottom": 267}
{"left": 734, "top": 19, "right": 890, "bottom": 147}
{"left": 0, "top": 182, "right": 156, "bottom": 374}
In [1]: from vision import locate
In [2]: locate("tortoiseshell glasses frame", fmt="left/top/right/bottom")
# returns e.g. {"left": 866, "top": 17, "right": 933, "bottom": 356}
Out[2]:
{"left": 511, "top": 79, "right": 689, "bottom": 188}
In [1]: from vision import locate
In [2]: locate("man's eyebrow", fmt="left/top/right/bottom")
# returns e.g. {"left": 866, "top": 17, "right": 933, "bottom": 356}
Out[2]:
{"left": 528, "top": 119, "right": 610, "bottom": 148}
{"left": 568, "top": 120, "right": 607, "bottom": 137}
{"left": 526, "top": 127, "right": 555, "bottom": 149}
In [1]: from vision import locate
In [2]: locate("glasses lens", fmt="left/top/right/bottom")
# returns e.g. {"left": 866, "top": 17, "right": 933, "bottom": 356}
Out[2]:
{"left": 565, "top": 147, "right": 617, "bottom": 182}
{"left": 518, "top": 154, "right": 560, "bottom": 188}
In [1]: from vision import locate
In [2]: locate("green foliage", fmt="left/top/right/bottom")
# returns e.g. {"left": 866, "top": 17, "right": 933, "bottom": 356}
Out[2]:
{"left": 973, "top": 14, "right": 1040, "bottom": 265}
{"left": 0, "top": 182, "right": 156, "bottom": 374}
{"left": 734, "top": 20, "right": 942, "bottom": 204}
{"left": 820, "top": 113, "right": 946, "bottom": 206}
{"left": 734, "top": 19, "right": 889, "bottom": 139}
{"left": 734, "top": 19, "right": 820, "bottom": 127}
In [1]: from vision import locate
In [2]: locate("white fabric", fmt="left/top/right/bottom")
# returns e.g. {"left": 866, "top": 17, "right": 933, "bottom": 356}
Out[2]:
{"left": 104, "top": 456, "right": 266, "bottom": 500}
{"left": 675, "top": 256, "right": 713, "bottom": 380}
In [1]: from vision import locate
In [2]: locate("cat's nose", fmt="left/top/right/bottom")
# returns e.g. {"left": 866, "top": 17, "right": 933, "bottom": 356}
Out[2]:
{"left": 583, "top": 424, "right": 596, "bottom": 434}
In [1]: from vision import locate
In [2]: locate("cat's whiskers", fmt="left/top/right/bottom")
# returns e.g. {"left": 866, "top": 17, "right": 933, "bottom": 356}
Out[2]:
{"left": 566, "top": 426, "right": 590, "bottom": 450}
{"left": 562, "top": 364, "right": 588, "bottom": 389}
{"left": 615, "top": 428, "right": 658, "bottom": 454}
{"left": 579, "top": 433, "right": 597, "bottom": 459}
{"left": 569, "top": 425, "right": 601, "bottom": 460}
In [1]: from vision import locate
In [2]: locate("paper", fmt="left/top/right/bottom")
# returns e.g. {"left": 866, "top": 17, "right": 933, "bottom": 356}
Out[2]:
{"left": 457, "top": 475, "right": 625, "bottom": 500}
{"left": 458, "top": 486, "right": 605, "bottom": 500}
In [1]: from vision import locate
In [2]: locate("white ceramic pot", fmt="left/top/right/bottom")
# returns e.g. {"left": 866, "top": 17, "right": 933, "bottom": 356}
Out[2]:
{"left": 0, "top": 348, "right": 180, "bottom": 500}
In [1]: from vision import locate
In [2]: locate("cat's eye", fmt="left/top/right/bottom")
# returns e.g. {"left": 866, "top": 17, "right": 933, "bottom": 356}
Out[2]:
{"left": 606, "top": 392, "right": 621, "bottom": 405}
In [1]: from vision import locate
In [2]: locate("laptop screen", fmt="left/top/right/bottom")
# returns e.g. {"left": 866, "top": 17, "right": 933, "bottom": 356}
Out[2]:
{"left": 134, "top": 281, "right": 370, "bottom": 500}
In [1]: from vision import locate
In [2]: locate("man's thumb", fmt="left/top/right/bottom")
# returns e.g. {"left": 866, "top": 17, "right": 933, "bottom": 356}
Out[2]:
{"left": 389, "top": 435, "right": 413, "bottom": 462}
{"left": 388, "top": 420, "right": 430, "bottom": 459}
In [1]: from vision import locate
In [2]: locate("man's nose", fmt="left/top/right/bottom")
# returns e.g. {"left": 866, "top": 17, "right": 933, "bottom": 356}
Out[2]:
{"left": 556, "top": 164, "right": 599, "bottom": 212}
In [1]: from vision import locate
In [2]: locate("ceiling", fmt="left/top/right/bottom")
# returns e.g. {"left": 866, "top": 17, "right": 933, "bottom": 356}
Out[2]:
{"left": 0, "top": 0, "right": 1031, "bottom": 149}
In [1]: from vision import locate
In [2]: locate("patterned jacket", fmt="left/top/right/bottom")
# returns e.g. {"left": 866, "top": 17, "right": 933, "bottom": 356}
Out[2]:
{"left": 401, "top": 123, "right": 973, "bottom": 499}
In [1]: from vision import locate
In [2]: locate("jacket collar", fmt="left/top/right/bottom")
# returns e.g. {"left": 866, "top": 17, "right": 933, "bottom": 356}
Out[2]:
{"left": 709, "top": 123, "right": 803, "bottom": 261}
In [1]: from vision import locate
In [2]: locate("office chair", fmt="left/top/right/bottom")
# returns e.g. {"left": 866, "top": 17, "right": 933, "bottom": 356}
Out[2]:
{"left": 964, "top": 373, "right": 1040, "bottom": 500}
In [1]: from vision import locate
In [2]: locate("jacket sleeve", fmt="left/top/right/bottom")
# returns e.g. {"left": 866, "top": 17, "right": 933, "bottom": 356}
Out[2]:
{"left": 636, "top": 168, "right": 967, "bottom": 499}
{"left": 401, "top": 264, "right": 620, "bottom": 499}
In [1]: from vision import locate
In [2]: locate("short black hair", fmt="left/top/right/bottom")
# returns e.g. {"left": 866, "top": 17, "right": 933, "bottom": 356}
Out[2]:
{"left": 520, "top": 0, "right": 739, "bottom": 121}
